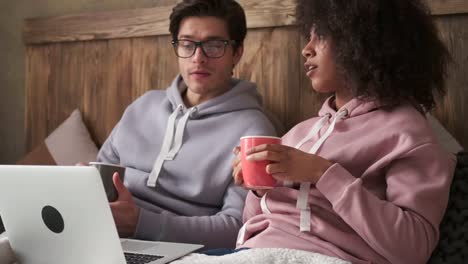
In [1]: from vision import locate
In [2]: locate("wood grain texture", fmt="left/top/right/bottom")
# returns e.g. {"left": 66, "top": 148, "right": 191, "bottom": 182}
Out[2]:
{"left": 23, "top": 0, "right": 299, "bottom": 44}
{"left": 21, "top": 0, "right": 468, "bottom": 45}
{"left": 47, "top": 42, "right": 84, "bottom": 133}
{"left": 240, "top": 0, "right": 297, "bottom": 29}
{"left": 25, "top": 45, "right": 50, "bottom": 150}
{"left": 23, "top": 2, "right": 468, "bottom": 152}
{"left": 131, "top": 37, "right": 161, "bottom": 99}
{"left": 434, "top": 15, "right": 468, "bottom": 150}
{"left": 429, "top": 0, "right": 468, "bottom": 15}
{"left": 23, "top": 4, "right": 174, "bottom": 44}
{"left": 81, "top": 40, "right": 109, "bottom": 145}
{"left": 235, "top": 27, "right": 304, "bottom": 130}
{"left": 96, "top": 39, "right": 134, "bottom": 145}
{"left": 154, "top": 36, "right": 180, "bottom": 91}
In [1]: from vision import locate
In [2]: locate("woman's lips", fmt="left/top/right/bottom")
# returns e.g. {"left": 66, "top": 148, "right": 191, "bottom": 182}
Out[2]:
{"left": 305, "top": 65, "right": 318, "bottom": 76}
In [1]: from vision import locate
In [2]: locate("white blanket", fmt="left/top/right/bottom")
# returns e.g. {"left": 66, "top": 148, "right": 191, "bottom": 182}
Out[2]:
{"left": 171, "top": 248, "right": 351, "bottom": 264}
{"left": 0, "top": 235, "right": 350, "bottom": 264}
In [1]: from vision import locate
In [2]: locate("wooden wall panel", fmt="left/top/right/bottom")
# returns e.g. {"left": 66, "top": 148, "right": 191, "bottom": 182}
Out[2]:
{"left": 23, "top": 3, "right": 468, "bottom": 151}
{"left": 48, "top": 42, "right": 84, "bottom": 133}
{"left": 23, "top": 0, "right": 298, "bottom": 44}
{"left": 81, "top": 41, "right": 109, "bottom": 145}
{"left": 430, "top": 0, "right": 468, "bottom": 15}
{"left": 235, "top": 27, "right": 309, "bottom": 130}
{"left": 234, "top": 29, "right": 265, "bottom": 91}
{"left": 434, "top": 15, "right": 468, "bottom": 150}
{"left": 95, "top": 39, "right": 134, "bottom": 145}
{"left": 23, "top": 0, "right": 467, "bottom": 44}
{"left": 130, "top": 36, "right": 180, "bottom": 97}
{"left": 25, "top": 45, "right": 50, "bottom": 150}
{"left": 131, "top": 37, "right": 161, "bottom": 99}
{"left": 149, "top": 36, "right": 179, "bottom": 93}
{"left": 23, "top": 4, "right": 174, "bottom": 44}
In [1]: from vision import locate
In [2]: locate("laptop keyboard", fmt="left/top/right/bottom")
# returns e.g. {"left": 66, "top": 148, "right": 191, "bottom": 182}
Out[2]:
{"left": 124, "top": 252, "right": 164, "bottom": 264}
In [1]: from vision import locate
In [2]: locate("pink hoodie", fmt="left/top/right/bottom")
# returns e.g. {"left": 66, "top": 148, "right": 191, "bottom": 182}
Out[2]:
{"left": 236, "top": 97, "right": 455, "bottom": 264}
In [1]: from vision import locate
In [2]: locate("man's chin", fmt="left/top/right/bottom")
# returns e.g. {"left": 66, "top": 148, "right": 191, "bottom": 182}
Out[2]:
{"left": 188, "top": 78, "right": 213, "bottom": 89}
{"left": 185, "top": 81, "right": 206, "bottom": 91}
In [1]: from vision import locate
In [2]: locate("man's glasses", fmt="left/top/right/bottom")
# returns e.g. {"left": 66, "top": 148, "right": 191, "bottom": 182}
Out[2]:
{"left": 171, "top": 39, "right": 237, "bottom": 58}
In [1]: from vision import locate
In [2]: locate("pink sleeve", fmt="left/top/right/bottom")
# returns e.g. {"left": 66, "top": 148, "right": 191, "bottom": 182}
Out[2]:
{"left": 242, "top": 190, "right": 263, "bottom": 223}
{"left": 316, "top": 144, "right": 455, "bottom": 264}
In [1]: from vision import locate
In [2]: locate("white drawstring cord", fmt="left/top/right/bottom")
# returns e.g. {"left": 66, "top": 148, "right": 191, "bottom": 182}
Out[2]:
{"left": 297, "top": 109, "right": 348, "bottom": 232}
{"left": 294, "top": 113, "right": 331, "bottom": 150}
{"left": 260, "top": 192, "right": 272, "bottom": 214}
{"left": 147, "top": 105, "right": 183, "bottom": 187}
{"left": 166, "top": 107, "right": 197, "bottom": 160}
{"left": 282, "top": 114, "right": 332, "bottom": 188}
{"left": 308, "top": 109, "right": 348, "bottom": 154}
{"left": 236, "top": 224, "right": 247, "bottom": 245}
{"left": 238, "top": 109, "right": 348, "bottom": 244}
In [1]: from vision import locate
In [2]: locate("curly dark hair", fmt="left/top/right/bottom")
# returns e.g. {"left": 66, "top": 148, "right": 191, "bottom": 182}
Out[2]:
{"left": 169, "top": 0, "right": 247, "bottom": 51}
{"left": 297, "top": 0, "right": 451, "bottom": 112}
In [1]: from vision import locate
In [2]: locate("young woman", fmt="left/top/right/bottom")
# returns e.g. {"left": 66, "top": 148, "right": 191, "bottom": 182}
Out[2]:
{"left": 232, "top": 0, "right": 455, "bottom": 263}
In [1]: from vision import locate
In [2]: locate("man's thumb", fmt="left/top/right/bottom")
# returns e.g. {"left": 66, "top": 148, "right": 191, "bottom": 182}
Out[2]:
{"left": 112, "top": 172, "right": 128, "bottom": 196}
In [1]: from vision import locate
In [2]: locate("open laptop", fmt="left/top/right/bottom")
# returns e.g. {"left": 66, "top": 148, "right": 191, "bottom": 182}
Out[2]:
{"left": 0, "top": 165, "right": 203, "bottom": 264}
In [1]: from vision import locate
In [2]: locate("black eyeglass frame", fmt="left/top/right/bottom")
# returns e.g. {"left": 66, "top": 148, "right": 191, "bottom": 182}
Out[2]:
{"left": 171, "top": 39, "right": 237, "bottom": 58}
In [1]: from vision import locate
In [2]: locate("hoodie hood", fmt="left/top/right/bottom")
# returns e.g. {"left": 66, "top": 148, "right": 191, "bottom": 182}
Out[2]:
{"left": 318, "top": 96, "right": 380, "bottom": 119}
{"left": 285, "top": 96, "right": 381, "bottom": 233}
{"left": 146, "top": 75, "right": 269, "bottom": 188}
{"left": 166, "top": 75, "right": 264, "bottom": 117}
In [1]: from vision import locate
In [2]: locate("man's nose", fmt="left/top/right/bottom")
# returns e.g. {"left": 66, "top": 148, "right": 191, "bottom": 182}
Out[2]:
{"left": 192, "top": 46, "right": 207, "bottom": 63}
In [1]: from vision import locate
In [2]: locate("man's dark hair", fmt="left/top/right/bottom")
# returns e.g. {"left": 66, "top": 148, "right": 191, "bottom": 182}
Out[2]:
{"left": 297, "top": 0, "right": 451, "bottom": 112}
{"left": 169, "top": 0, "right": 247, "bottom": 51}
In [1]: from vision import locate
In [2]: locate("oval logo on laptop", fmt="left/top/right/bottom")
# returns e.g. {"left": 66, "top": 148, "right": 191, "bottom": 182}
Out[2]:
{"left": 41, "top": 205, "right": 65, "bottom": 233}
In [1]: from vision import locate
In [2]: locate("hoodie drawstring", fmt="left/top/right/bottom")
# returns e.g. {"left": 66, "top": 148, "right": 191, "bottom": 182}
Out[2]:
{"left": 296, "top": 109, "right": 348, "bottom": 232}
{"left": 166, "top": 107, "right": 197, "bottom": 160}
{"left": 237, "top": 109, "right": 348, "bottom": 246}
{"left": 147, "top": 105, "right": 196, "bottom": 187}
{"left": 283, "top": 113, "right": 332, "bottom": 188}
{"left": 295, "top": 113, "right": 332, "bottom": 150}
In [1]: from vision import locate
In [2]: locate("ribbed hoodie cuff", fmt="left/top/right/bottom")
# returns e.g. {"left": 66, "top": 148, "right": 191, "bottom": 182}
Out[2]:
{"left": 316, "top": 163, "right": 357, "bottom": 205}
{"left": 134, "top": 208, "right": 164, "bottom": 240}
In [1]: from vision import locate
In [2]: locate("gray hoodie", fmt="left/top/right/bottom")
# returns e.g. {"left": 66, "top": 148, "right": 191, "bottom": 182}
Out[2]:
{"left": 97, "top": 75, "right": 277, "bottom": 249}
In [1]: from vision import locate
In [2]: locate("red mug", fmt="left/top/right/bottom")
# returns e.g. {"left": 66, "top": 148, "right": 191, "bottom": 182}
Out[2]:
{"left": 240, "top": 136, "right": 282, "bottom": 189}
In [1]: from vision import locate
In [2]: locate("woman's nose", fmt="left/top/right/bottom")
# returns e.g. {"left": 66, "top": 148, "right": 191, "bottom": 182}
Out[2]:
{"left": 302, "top": 41, "right": 316, "bottom": 58}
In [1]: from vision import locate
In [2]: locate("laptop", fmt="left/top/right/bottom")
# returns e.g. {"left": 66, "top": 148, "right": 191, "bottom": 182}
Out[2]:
{"left": 0, "top": 165, "right": 203, "bottom": 264}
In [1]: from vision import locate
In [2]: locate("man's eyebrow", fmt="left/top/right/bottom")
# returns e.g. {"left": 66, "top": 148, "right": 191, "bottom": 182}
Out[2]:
{"left": 177, "top": 35, "right": 228, "bottom": 40}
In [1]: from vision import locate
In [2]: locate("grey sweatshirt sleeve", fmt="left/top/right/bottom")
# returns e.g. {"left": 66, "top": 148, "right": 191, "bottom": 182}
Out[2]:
{"left": 96, "top": 126, "right": 120, "bottom": 165}
{"left": 134, "top": 182, "right": 247, "bottom": 249}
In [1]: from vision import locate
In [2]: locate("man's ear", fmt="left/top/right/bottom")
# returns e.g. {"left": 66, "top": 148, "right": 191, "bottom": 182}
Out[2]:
{"left": 233, "top": 44, "right": 244, "bottom": 66}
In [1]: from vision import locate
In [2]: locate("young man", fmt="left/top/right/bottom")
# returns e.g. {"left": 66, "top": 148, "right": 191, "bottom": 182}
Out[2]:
{"left": 98, "top": 0, "right": 277, "bottom": 249}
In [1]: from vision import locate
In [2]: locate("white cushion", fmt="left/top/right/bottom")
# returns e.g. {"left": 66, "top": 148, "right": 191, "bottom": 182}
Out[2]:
{"left": 44, "top": 109, "right": 98, "bottom": 165}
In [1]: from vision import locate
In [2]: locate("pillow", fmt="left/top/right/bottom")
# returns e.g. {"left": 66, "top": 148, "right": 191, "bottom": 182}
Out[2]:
{"left": 427, "top": 114, "right": 464, "bottom": 154}
{"left": 17, "top": 109, "right": 98, "bottom": 165}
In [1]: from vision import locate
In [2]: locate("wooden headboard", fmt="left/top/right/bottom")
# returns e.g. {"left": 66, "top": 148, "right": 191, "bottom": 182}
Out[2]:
{"left": 23, "top": 0, "right": 468, "bottom": 151}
